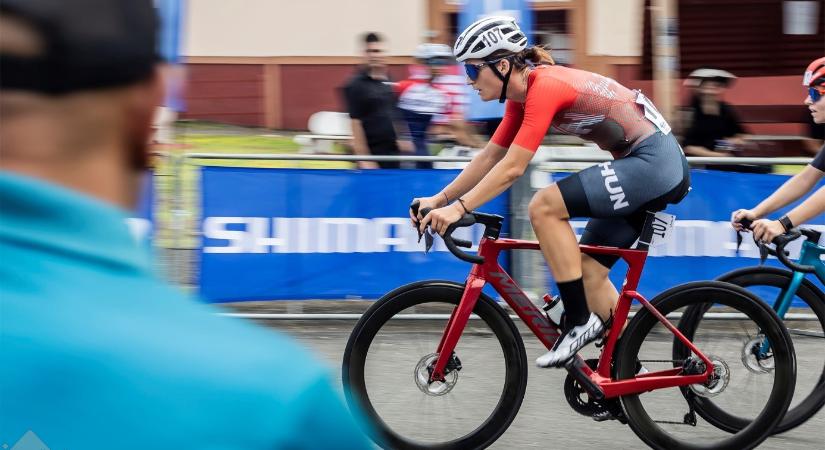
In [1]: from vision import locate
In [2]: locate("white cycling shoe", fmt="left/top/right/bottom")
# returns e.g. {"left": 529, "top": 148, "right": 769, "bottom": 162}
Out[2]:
{"left": 536, "top": 313, "right": 605, "bottom": 368}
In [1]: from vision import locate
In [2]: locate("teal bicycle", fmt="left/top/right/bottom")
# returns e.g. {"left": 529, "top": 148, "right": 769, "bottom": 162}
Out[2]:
{"left": 683, "top": 222, "right": 825, "bottom": 434}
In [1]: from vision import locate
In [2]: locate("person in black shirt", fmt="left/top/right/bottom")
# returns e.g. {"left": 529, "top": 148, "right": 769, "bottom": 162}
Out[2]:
{"left": 342, "top": 32, "right": 402, "bottom": 169}
{"left": 682, "top": 75, "right": 747, "bottom": 157}
{"left": 732, "top": 58, "right": 825, "bottom": 242}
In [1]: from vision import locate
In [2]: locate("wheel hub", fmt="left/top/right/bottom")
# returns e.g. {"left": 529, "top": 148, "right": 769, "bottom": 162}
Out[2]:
{"left": 741, "top": 336, "right": 775, "bottom": 374}
{"left": 687, "top": 355, "right": 730, "bottom": 398}
{"left": 414, "top": 353, "right": 460, "bottom": 396}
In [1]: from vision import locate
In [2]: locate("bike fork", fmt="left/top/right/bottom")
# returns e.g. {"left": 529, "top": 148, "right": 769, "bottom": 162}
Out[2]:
{"left": 431, "top": 274, "right": 486, "bottom": 381}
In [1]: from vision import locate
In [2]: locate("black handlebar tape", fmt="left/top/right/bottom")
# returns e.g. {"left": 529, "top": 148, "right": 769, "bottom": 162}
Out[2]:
{"left": 772, "top": 231, "right": 817, "bottom": 273}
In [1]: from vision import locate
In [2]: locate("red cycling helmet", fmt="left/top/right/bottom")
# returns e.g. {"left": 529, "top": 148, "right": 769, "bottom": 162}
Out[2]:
{"left": 803, "top": 56, "right": 825, "bottom": 87}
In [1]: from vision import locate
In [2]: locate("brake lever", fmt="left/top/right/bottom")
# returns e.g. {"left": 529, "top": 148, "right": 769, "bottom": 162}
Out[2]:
{"left": 735, "top": 218, "right": 753, "bottom": 254}
{"left": 424, "top": 230, "right": 434, "bottom": 253}
{"left": 410, "top": 200, "right": 425, "bottom": 243}
{"left": 758, "top": 243, "right": 768, "bottom": 265}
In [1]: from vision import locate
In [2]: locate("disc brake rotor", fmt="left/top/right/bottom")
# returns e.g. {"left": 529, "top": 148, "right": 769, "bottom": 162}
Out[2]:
{"left": 414, "top": 353, "right": 459, "bottom": 396}
{"left": 689, "top": 355, "right": 731, "bottom": 398}
{"left": 741, "top": 337, "right": 775, "bottom": 374}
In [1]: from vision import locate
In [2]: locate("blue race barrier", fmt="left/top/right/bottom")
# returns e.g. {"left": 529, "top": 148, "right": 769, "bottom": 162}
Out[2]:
{"left": 198, "top": 166, "right": 824, "bottom": 306}
{"left": 199, "top": 167, "right": 509, "bottom": 302}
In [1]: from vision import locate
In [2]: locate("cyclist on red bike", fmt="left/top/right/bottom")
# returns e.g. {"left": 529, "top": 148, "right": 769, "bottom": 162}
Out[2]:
{"left": 732, "top": 57, "right": 825, "bottom": 241}
{"left": 412, "top": 17, "right": 690, "bottom": 368}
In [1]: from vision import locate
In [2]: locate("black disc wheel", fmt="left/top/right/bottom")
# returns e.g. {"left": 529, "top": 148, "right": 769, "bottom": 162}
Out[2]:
{"left": 342, "top": 281, "right": 528, "bottom": 449}
{"left": 616, "top": 281, "right": 796, "bottom": 450}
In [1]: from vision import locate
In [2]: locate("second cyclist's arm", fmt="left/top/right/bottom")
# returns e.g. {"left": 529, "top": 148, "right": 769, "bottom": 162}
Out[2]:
{"left": 784, "top": 185, "right": 825, "bottom": 226}
{"left": 752, "top": 165, "right": 824, "bottom": 218}
{"left": 684, "top": 145, "right": 730, "bottom": 157}
{"left": 449, "top": 118, "right": 486, "bottom": 148}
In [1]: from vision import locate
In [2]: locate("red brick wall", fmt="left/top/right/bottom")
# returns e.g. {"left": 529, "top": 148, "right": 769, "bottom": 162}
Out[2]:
{"left": 182, "top": 63, "right": 412, "bottom": 130}
{"left": 181, "top": 64, "right": 264, "bottom": 127}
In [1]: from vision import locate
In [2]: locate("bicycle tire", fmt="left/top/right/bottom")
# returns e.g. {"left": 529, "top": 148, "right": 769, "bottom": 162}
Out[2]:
{"left": 709, "top": 267, "right": 825, "bottom": 434}
{"left": 616, "top": 281, "right": 796, "bottom": 450}
{"left": 342, "top": 280, "right": 528, "bottom": 450}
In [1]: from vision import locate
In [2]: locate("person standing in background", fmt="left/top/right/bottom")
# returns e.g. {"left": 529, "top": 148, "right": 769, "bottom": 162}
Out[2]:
{"left": 343, "top": 32, "right": 405, "bottom": 169}
{"left": 396, "top": 44, "right": 458, "bottom": 168}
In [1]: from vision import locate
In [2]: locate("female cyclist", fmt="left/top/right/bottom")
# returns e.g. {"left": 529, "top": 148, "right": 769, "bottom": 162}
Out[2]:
{"left": 411, "top": 16, "right": 690, "bottom": 368}
{"left": 732, "top": 56, "right": 825, "bottom": 241}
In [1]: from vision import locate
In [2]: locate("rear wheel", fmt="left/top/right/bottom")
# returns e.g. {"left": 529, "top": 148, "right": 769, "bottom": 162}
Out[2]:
{"left": 342, "top": 281, "right": 528, "bottom": 449}
{"left": 616, "top": 281, "right": 795, "bottom": 450}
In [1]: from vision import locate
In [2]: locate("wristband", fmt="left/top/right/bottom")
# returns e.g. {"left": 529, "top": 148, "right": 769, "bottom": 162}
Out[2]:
{"left": 457, "top": 198, "right": 470, "bottom": 214}
{"left": 442, "top": 192, "right": 449, "bottom": 204}
{"left": 778, "top": 215, "right": 794, "bottom": 232}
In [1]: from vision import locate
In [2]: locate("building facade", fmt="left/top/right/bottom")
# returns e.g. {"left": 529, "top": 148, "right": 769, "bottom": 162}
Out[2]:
{"left": 180, "top": 0, "right": 824, "bottom": 135}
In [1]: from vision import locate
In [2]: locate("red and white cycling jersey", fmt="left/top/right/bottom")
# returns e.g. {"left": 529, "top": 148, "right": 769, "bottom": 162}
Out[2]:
{"left": 491, "top": 65, "right": 667, "bottom": 153}
{"left": 395, "top": 76, "right": 453, "bottom": 117}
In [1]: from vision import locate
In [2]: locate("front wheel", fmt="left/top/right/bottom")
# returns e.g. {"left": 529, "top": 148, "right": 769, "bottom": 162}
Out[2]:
{"left": 709, "top": 267, "right": 825, "bottom": 434}
{"left": 616, "top": 281, "right": 796, "bottom": 450}
{"left": 342, "top": 281, "right": 528, "bottom": 450}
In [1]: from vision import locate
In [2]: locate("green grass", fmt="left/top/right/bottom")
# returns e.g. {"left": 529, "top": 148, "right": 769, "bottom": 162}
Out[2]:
{"left": 151, "top": 122, "right": 359, "bottom": 249}
{"left": 773, "top": 165, "right": 805, "bottom": 175}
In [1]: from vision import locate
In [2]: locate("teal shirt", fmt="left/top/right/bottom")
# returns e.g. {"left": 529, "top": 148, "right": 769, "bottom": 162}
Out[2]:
{"left": 0, "top": 172, "right": 371, "bottom": 450}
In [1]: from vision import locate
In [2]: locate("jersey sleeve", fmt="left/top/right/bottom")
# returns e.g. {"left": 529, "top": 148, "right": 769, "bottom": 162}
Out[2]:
{"left": 811, "top": 144, "right": 825, "bottom": 172}
{"left": 511, "top": 76, "right": 578, "bottom": 152}
{"left": 490, "top": 100, "right": 525, "bottom": 148}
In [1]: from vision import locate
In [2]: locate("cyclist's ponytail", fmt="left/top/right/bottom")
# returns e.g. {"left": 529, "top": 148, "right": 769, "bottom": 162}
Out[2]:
{"left": 511, "top": 45, "right": 555, "bottom": 70}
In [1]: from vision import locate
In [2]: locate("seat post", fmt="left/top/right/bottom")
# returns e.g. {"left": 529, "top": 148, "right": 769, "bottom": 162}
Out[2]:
{"left": 635, "top": 211, "right": 657, "bottom": 252}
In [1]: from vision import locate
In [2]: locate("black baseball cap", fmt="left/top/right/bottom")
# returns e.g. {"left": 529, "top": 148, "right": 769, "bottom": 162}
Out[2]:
{"left": 0, "top": 0, "right": 159, "bottom": 95}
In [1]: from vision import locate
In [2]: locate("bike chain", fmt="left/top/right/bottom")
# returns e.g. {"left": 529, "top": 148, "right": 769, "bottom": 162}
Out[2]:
{"left": 638, "top": 359, "right": 698, "bottom": 427}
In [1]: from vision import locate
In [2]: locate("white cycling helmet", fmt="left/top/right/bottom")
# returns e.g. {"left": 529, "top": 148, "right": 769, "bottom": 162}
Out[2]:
{"left": 415, "top": 43, "right": 453, "bottom": 62}
{"left": 453, "top": 16, "right": 527, "bottom": 63}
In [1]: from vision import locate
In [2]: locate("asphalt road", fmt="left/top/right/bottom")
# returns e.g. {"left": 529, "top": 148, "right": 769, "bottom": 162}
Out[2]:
{"left": 262, "top": 319, "right": 824, "bottom": 449}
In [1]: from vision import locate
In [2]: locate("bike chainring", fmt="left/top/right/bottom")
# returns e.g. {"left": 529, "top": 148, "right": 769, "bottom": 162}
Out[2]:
{"left": 563, "top": 359, "right": 627, "bottom": 423}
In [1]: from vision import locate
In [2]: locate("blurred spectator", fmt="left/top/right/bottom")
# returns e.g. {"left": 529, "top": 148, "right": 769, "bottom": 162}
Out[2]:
{"left": 0, "top": 1, "right": 370, "bottom": 449}
{"left": 396, "top": 44, "right": 483, "bottom": 168}
{"left": 428, "top": 49, "right": 485, "bottom": 150}
{"left": 342, "top": 32, "right": 404, "bottom": 169}
{"left": 681, "top": 68, "right": 767, "bottom": 173}
{"left": 682, "top": 69, "right": 748, "bottom": 157}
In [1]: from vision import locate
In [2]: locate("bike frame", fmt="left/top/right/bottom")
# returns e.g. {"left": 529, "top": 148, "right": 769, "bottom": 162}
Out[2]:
{"left": 430, "top": 236, "right": 715, "bottom": 399}
{"left": 756, "top": 239, "right": 825, "bottom": 355}
{"left": 772, "top": 240, "right": 825, "bottom": 319}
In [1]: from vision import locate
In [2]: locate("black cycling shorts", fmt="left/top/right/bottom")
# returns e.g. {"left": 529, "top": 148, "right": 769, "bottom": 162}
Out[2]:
{"left": 556, "top": 132, "right": 690, "bottom": 268}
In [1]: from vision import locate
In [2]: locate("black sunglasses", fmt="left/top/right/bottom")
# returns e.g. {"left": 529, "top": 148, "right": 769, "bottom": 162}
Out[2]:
{"left": 464, "top": 57, "right": 506, "bottom": 81}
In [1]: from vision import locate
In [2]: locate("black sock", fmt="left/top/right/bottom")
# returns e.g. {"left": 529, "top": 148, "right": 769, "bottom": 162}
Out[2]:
{"left": 557, "top": 277, "right": 590, "bottom": 330}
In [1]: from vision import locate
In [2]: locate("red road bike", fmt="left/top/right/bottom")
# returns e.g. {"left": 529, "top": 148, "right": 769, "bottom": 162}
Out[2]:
{"left": 343, "top": 207, "right": 795, "bottom": 449}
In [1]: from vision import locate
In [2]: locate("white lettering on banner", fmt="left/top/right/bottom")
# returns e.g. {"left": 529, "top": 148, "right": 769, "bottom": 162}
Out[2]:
{"left": 203, "top": 217, "right": 478, "bottom": 254}
{"left": 203, "top": 217, "right": 248, "bottom": 253}
{"left": 203, "top": 217, "right": 824, "bottom": 258}
{"left": 570, "top": 220, "right": 824, "bottom": 259}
